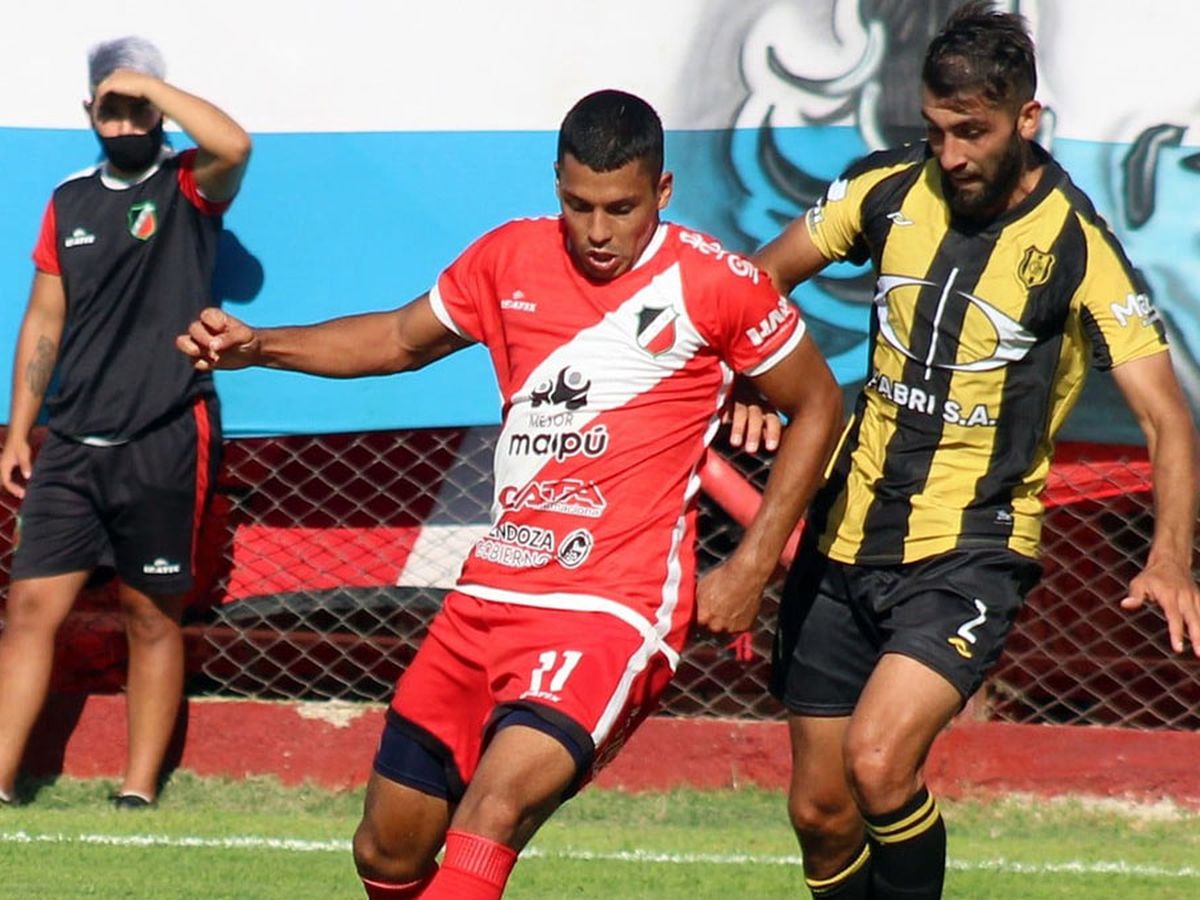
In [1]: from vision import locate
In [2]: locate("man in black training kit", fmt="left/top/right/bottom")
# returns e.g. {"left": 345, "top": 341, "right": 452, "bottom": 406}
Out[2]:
{"left": 754, "top": 3, "right": 1200, "bottom": 897}
{"left": 0, "top": 36, "right": 251, "bottom": 808}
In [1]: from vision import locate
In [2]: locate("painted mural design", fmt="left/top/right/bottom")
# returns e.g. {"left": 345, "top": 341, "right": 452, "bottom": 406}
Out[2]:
{"left": 721, "top": 0, "right": 1199, "bottom": 440}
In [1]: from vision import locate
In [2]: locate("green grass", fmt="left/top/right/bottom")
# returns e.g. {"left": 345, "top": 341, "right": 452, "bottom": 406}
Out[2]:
{"left": 1, "top": 775, "right": 1197, "bottom": 898}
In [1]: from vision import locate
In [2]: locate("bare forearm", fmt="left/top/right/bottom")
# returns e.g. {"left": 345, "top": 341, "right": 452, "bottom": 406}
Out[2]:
{"left": 141, "top": 79, "right": 250, "bottom": 166}
{"left": 252, "top": 312, "right": 421, "bottom": 378}
{"left": 728, "top": 392, "right": 842, "bottom": 581}
{"left": 8, "top": 329, "right": 59, "bottom": 441}
{"left": 1146, "top": 422, "right": 1200, "bottom": 567}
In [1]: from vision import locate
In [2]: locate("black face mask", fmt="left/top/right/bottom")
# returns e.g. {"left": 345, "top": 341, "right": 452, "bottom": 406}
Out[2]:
{"left": 98, "top": 119, "right": 165, "bottom": 174}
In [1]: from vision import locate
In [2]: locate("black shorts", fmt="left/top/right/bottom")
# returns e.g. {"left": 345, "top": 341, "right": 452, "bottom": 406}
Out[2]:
{"left": 770, "top": 543, "right": 1042, "bottom": 715}
{"left": 11, "top": 395, "right": 221, "bottom": 597}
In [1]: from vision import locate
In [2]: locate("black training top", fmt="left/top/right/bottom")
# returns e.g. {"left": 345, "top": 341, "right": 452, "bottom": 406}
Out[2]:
{"left": 32, "top": 148, "right": 225, "bottom": 440}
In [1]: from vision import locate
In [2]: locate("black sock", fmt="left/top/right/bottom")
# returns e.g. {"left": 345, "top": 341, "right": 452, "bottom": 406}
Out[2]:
{"left": 805, "top": 841, "right": 872, "bottom": 898}
{"left": 864, "top": 786, "right": 946, "bottom": 899}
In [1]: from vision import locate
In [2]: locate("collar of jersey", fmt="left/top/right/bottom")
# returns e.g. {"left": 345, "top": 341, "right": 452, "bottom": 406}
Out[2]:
{"left": 629, "top": 222, "right": 669, "bottom": 274}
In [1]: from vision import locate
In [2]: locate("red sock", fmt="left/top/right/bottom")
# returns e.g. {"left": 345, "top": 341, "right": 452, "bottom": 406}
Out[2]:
{"left": 421, "top": 829, "right": 518, "bottom": 899}
{"left": 361, "top": 865, "right": 437, "bottom": 899}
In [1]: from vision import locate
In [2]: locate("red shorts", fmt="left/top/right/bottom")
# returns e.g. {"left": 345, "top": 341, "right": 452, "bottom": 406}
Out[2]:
{"left": 390, "top": 590, "right": 676, "bottom": 789}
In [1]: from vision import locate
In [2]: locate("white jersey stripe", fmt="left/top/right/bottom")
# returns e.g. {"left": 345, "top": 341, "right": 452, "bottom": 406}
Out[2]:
{"left": 454, "top": 582, "right": 681, "bottom": 669}
{"left": 491, "top": 261, "right": 704, "bottom": 519}
{"left": 591, "top": 630, "right": 660, "bottom": 745}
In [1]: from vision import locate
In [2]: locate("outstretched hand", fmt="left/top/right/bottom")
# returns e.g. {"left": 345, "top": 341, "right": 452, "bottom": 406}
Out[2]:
{"left": 1120, "top": 558, "right": 1200, "bottom": 657}
{"left": 176, "top": 307, "right": 260, "bottom": 371}
{"left": 723, "top": 376, "right": 782, "bottom": 454}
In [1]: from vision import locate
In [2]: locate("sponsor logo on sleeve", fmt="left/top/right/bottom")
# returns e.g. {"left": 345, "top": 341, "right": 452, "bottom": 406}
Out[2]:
{"left": 1109, "top": 292, "right": 1161, "bottom": 328}
{"left": 745, "top": 295, "right": 797, "bottom": 348}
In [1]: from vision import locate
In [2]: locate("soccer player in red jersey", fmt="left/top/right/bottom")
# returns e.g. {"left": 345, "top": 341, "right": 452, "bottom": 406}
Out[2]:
{"left": 178, "top": 89, "right": 842, "bottom": 898}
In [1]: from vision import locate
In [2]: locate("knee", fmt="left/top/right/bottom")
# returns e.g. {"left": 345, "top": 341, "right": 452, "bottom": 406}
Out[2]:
{"left": 788, "top": 786, "right": 859, "bottom": 843}
{"left": 352, "top": 819, "right": 434, "bottom": 883}
{"left": 1, "top": 587, "right": 67, "bottom": 638}
{"left": 121, "top": 603, "right": 181, "bottom": 645}
{"left": 843, "top": 734, "right": 917, "bottom": 814}
{"left": 454, "top": 790, "right": 526, "bottom": 840}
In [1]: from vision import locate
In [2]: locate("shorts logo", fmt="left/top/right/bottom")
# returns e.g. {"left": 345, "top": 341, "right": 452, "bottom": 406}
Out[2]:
{"left": 556, "top": 529, "right": 594, "bottom": 569}
{"left": 128, "top": 201, "right": 158, "bottom": 241}
{"left": 142, "top": 557, "right": 182, "bottom": 575}
{"left": 1017, "top": 246, "right": 1055, "bottom": 289}
{"left": 947, "top": 599, "right": 988, "bottom": 660}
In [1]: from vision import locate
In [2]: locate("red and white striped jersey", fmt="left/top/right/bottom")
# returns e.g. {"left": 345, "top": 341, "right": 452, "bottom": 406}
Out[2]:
{"left": 429, "top": 217, "right": 804, "bottom": 655}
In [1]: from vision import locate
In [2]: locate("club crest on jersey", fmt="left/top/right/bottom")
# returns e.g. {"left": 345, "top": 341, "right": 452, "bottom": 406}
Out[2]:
{"left": 127, "top": 201, "right": 158, "bottom": 241}
{"left": 636, "top": 305, "right": 678, "bottom": 356}
{"left": 1017, "top": 246, "right": 1055, "bottom": 289}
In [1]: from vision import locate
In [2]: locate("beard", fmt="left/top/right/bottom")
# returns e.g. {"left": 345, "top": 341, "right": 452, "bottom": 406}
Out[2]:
{"left": 942, "top": 130, "right": 1026, "bottom": 223}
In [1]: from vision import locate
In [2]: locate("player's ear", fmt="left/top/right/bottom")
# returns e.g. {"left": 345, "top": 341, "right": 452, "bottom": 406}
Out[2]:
{"left": 656, "top": 171, "right": 673, "bottom": 211}
{"left": 1016, "top": 100, "right": 1041, "bottom": 142}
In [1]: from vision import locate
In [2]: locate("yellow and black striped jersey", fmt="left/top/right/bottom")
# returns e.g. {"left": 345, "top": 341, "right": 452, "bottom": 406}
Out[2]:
{"left": 804, "top": 142, "right": 1167, "bottom": 565}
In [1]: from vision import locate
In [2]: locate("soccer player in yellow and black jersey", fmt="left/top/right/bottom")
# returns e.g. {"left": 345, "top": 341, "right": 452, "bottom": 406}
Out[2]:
{"left": 751, "top": 3, "right": 1200, "bottom": 898}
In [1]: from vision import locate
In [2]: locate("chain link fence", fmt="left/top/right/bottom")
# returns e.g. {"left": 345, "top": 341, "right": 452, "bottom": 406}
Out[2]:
{"left": 0, "top": 425, "right": 1196, "bottom": 729}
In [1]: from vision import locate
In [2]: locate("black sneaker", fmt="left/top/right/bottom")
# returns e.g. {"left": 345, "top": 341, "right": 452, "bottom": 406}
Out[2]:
{"left": 110, "top": 792, "right": 154, "bottom": 810}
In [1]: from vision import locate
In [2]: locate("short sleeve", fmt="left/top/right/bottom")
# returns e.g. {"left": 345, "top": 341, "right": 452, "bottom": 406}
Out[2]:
{"left": 176, "top": 148, "right": 232, "bottom": 216}
{"left": 804, "top": 154, "right": 918, "bottom": 266}
{"left": 679, "top": 230, "right": 806, "bottom": 375}
{"left": 804, "top": 172, "right": 867, "bottom": 263}
{"left": 31, "top": 198, "right": 59, "bottom": 275}
{"left": 428, "top": 227, "right": 511, "bottom": 345}
{"left": 1073, "top": 218, "right": 1168, "bottom": 370}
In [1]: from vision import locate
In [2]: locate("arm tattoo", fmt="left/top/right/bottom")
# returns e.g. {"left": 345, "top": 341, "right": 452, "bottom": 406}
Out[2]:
{"left": 25, "top": 336, "right": 57, "bottom": 396}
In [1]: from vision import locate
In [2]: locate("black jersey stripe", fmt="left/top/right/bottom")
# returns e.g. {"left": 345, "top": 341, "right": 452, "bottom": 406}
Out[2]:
{"left": 856, "top": 225, "right": 996, "bottom": 562}
{"left": 958, "top": 196, "right": 1088, "bottom": 547}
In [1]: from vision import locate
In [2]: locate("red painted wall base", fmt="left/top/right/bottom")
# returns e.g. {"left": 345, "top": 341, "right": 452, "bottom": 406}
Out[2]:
{"left": 23, "top": 694, "right": 1200, "bottom": 807}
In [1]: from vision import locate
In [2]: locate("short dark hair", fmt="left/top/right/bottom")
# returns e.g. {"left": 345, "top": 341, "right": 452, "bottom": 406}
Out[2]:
{"left": 557, "top": 89, "right": 664, "bottom": 181}
{"left": 922, "top": 0, "right": 1036, "bottom": 109}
